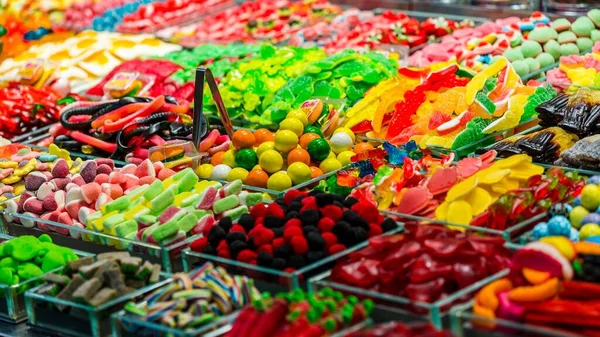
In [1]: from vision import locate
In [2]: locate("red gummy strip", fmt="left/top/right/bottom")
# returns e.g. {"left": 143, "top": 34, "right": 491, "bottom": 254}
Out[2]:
{"left": 70, "top": 131, "right": 117, "bottom": 153}
{"left": 102, "top": 95, "right": 166, "bottom": 133}
{"left": 91, "top": 103, "right": 146, "bottom": 129}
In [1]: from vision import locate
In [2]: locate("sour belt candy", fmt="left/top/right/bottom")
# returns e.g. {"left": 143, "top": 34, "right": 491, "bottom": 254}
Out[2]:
{"left": 123, "top": 262, "right": 261, "bottom": 331}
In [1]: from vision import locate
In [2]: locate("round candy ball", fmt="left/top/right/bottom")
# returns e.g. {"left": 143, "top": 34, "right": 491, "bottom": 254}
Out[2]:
{"left": 286, "top": 110, "right": 308, "bottom": 127}
{"left": 547, "top": 215, "right": 572, "bottom": 236}
{"left": 300, "top": 133, "right": 321, "bottom": 149}
{"left": 232, "top": 129, "right": 256, "bottom": 150}
{"left": 287, "top": 162, "right": 312, "bottom": 185}
{"left": 337, "top": 151, "right": 356, "bottom": 166}
{"left": 583, "top": 213, "right": 600, "bottom": 225}
{"left": 222, "top": 149, "right": 237, "bottom": 168}
{"left": 253, "top": 128, "right": 275, "bottom": 145}
{"left": 256, "top": 141, "right": 275, "bottom": 158}
{"left": 580, "top": 223, "right": 600, "bottom": 241}
{"left": 259, "top": 150, "right": 283, "bottom": 173}
{"left": 279, "top": 118, "right": 305, "bottom": 137}
{"left": 227, "top": 167, "right": 249, "bottom": 182}
{"left": 267, "top": 172, "right": 292, "bottom": 191}
{"left": 588, "top": 175, "right": 600, "bottom": 185}
{"left": 570, "top": 205, "right": 590, "bottom": 229}
{"left": 332, "top": 127, "right": 356, "bottom": 143}
{"left": 307, "top": 138, "right": 331, "bottom": 162}
{"left": 581, "top": 184, "right": 600, "bottom": 210}
{"left": 235, "top": 149, "right": 258, "bottom": 171}
{"left": 274, "top": 130, "right": 299, "bottom": 153}
{"left": 319, "top": 158, "right": 342, "bottom": 173}
{"left": 569, "top": 227, "right": 579, "bottom": 242}
{"left": 287, "top": 148, "right": 310, "bottom": 166}
{"left": 246, "top": 168, "right": 269, "bottom": 188}
{"left": 329, "top": 132, "right": 354, "bottom": 154}
{"left": 210, "top": 164, "right": 232, "bottom": 180}
{"left": 531, "top": 222, "right": 549, "bottom": 239}
{"left": 304, "top": 125, "right": 324, "bottom": 137}
{"left": 196, "top": 163, "right": 214, "bottom": 179}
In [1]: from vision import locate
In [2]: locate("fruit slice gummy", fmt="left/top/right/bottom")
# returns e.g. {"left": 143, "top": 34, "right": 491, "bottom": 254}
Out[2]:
{"left": 493, "top": 154, "right": 532, "bottom": 169}
{"left": 476, "top": 168, "right": 511, "bottom": 185}
{"left": 446, "top": 177, "right": 478, "bottom": 202}
{"left": 465, "top": 187, "right": 493, "bottom": 215}
{"left": 447, "top": 200, "right": 473, "bottom": 225}
{"left": 465, "top": 57, "right": 508, "bottom": 105}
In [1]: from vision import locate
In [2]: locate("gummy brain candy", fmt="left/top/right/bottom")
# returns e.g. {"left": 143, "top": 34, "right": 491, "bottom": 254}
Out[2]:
{"left": 342, "top": 57, "right": 554, "bottom": 153}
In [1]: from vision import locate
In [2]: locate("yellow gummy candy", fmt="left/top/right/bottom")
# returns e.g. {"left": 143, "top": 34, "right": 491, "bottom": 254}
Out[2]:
{"left": 493, "top": 154, "right": 532, "bottom": 169}
{"left": 465, "top": 187, "right": 493, "bottom": 215}
{"left": 13, "top": 182, "right": 25, "bottom": 196}
{"left": 476, "top": 168, "right": 511, "bottom": 185}
{"left": 490, "top": 177, "right": 520, "bottom": 194}
{"left": 1, "top": 175, "right": 21, "bottom": 184}
{"left": 174, "top": 192, "right": 194, "bottom": 206}
{"left": 509, "top": 162, "right": 544, "bottom": 180}
{"left": 124, "top": 204, "right": 149, "bottom": 221}
{"left": 0, "top": 161, "right": 17, "bottom": 169}
{"left": 446, "top": 177, "right": 478, "bottom": 202}
{"left": 482, "top": 94, "right": 528, "bottom": 134}
{"left": 447, "top": 200, "right": 473, "bottom": 226}
{"left": 435, "top": 201, "right": 450, "bottom": 221}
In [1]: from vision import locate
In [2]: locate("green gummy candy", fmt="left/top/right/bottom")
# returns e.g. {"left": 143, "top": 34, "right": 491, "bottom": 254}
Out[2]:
{"left": 115, "top": 220, "right": 138, "bottom": 238}
{"left": 172, "top": 167, "right": 191, "bottom": 181}
{"left": 137, "top": 214, "right": 157, "bottom": 225}
{"left": 142, "top": 223, "right": 159, "bottom": 241}
{"left": 0, "top": 267, "right": 15, "bottom": 285}
{"left": 144, "top": 180, "right": 164, "bottom": 201}
{"left": 105, "top": 197, "right": 131, "bottom": 213}
{"left": 17, "top": 263, "right": 43, "bottom": 280}
{"left": 151, "top": 188, "right": 175, "bottom": 212}
{"left": 38, "top": 234, "right": 52, "bottom": 243}
{"left": 241, "top": 192, "right": 263, "bottom": 207}
{"left": 177, "top": 213, "right": 198, "bottom": 233}
{"left": 0, "top": 257, "right": 17, "bottom": 271}
{"left": 152, "top": 221, "right": 179, "bottom": 242}
{"left": 475, "top": 92, "right": 496, "bottom": 114}
{"left": 41, "top": 251, "right": 66, "bottom": 273}
{"left": 103, "top": 214, "right": 126, "bottom": 230}
{"left": 213, "top": 195, "right": 240, "bottom": 214}
{"left": 181, "top": 194, "right": 201, "bottom": 207}
{"left": 11, "top": 236, "right": 41, "bottom": 262}
{"left": 483, "top": 77, "right": 498, "bottom": 93}
{"left": 176, "top": 169, "right": 199, "bottom": 193}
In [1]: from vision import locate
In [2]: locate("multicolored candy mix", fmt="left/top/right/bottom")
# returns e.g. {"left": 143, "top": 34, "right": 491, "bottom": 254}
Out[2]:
{"left": 343, "top": 58, "right": 555, "bottom": 151}
{"left": 546, "top": 41, "right": 600, "bottom": 88}
{"left": 289, "top": 9, "right": 470, "bottom": 54}
{"left": 227, "top": 288, "right": 372, "bottom": 337}
{"left": 123, "top": 262, "right": 261, "bottom": 331}
{"left": 472, "top": 237, "right": 600, "bottom": 336}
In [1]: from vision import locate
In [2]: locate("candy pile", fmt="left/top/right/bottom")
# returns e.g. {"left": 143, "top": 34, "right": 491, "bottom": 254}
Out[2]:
{"left": 169, "top": 0, "right": 342, "bottom": 45}
{"left": 546, "top": 41, "right": 600, "bottom": 88}
{"left": 227, "top": 288, "right": 372, "bottom": 337}
{"left": 117, "top": 0, "right": 232, "bottom": 33}
{"left": 471, "top": 167, "right": 584, "bottom": 234}
{"left": 52, "top": 95, "right": 192, "bottom": 161}
{"left": 0, "top": 15, "right": 55, "bottom": 62}
{"left": 343, "top": 58, "right": 555, "bottom": 151}
{"left": 0, "top": 235, "right": 79, "bottom": 288}
{"left": 330, "top": 225, "right": 512, "bottom": 304}
{"left": 83, "top": 169, "right": 262, "bottom": 250}
{"left": 203, "top": 44, "right": 326, "bottom": 123}
{"left": 0, "top": 83, "right": 79, "bottom": 139}
{"left": 190, "top": 190, "right": 398, "bottom": 271}
{"left": 266, "top": 49, "right": 398, "bottom": 124}
{"left": 289, "top": 9, "right": 470, "bottom": 54}
{"left": 60, "top": 0, "right": 141, "bottom": 31}
{"left": 36, "top": 252, "right": 161, "bottom": 308}
{"left": 0, "top": 31, "right": 181, "bottom": 92}
{"left": 0, "top": 145, "right": 81, "bottom": 206}
{"left": 532, "top": 176, "right": 600, "bottom": 242}
{"left": 202, "top": 106, "right": 372, "bottom": 191}
{"left": 410, "top": 10, "right": 600, "bottom": 77}
{"left": 492, "top": 87, "right": 600, "bottom": 169}
{"left": 472, "top": 237, "right": 600, "bottom": 335}
{"left": 345, "top": 322, "right": 455, "bottom": 337}
{"left": 122, "top": 262, "right": 260, "bottom": 331}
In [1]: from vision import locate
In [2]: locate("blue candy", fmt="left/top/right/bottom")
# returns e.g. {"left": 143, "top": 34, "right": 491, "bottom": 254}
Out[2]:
{"left": 573, "top": 196, "right": 582, "bottom": 207}
{"left": 383, "top": 142, "right": 408, "bottom": 166}
{"left": 547, "top": 216, "right": 572, "bottom": 236}
{"left": 531, "top": 222, "right": 549, "bottom": 239}
{"left": 588, "top": 176, "right": 600, "bottom": 185}
{"left": 583, "top": 213, "right": 600, "bottom": 225}
{"left": 569, "top": 227, "right": 579, "bottom": 242}
{"left": 584, "top": 236, "right": 600, "bottom": 245}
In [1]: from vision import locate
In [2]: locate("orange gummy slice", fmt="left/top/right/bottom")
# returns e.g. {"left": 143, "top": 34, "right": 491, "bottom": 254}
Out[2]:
{"left": 522, "top": 268, "right": 551, "bottom": 285}
{"left": 473, "top": 301, "right": 496, "bottom": 329}
{"left": 507, "top": 278, "right": 559, "bottom": 302}
{"left": 476, "top": 278, "right": 513, "bottom": 311}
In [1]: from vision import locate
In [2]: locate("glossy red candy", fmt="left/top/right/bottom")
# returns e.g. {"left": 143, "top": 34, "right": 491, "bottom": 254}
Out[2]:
{"left": 330, "top": 225, "right": 511, "bottom": 305}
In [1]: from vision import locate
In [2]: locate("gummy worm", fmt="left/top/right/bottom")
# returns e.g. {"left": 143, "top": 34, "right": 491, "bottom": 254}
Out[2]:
{"left": 60, "top": 100, "right": 118, "bottom": 130}
{"left": 101, "top": 95, "right": 166, "bottom": 133}
{"left": 90, "top": 102, "right": 146, "bottom": 129}
{"left": 69, "top": 131, "right": 117, "bottom": 153}
{"left": 507, "top": 278, "right": 559, "bottom": 302}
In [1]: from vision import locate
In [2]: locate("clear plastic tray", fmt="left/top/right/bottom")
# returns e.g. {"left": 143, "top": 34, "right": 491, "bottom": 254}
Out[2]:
{"left": 310, "top": 266, "right": 510, "bottom": 330}
{"left": 25, "top": 274, "right": 169, "bottom": 337}
{"left": 0, "top": 233, "right": 93, "bottom": 323}
{"left": 450, "top": 300, "right": 582, "bottom": 337}
{"left": 1, "top": 212, "right": 192, "bottom": 273}
{"left": 182, "top": 225, "right": 403, "bottom": 293}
